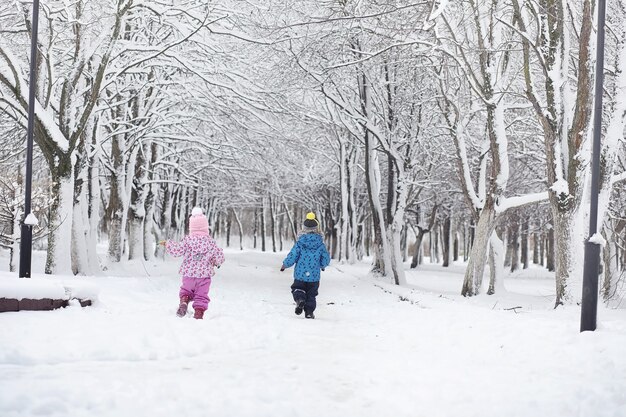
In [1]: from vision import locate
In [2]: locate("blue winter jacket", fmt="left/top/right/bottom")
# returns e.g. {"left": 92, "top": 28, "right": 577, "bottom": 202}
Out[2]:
{"left": 283, "top": 233, "right": 331, "bottom": 282}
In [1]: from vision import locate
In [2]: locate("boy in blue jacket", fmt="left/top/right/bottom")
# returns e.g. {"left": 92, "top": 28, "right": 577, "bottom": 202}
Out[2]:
{"left": 281, "top": 212, "right": 330, "bottom": 319}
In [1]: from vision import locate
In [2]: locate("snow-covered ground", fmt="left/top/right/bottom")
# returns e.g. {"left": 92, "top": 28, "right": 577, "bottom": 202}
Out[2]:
{"left": 1, "top": 249, "right": 626, "bottom": 417}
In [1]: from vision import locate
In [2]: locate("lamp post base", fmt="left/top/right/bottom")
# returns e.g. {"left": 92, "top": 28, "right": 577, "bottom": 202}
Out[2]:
{"left": 18, "top": 223, "right": 33, "bottom": 278}
{"left": 580, "top": 240, "right": 601, "bottom": 332}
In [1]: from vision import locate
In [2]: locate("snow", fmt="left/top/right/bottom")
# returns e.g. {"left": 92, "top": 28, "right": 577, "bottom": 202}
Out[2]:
{"left": 23, "top": 213, "right": 38, "bottom": 226}
{"left": 0, "top": 278, "right": 66, "bottom": 300}
{"left": 1, "top": 249, "right": 625, "bottom": 417}
{"left": 427, "top": 0, "right": 450, "bottom": 21}
{"left": 495, "top": 191, "right": 549, "bottom": 213}
{"left": 588, "top": 233, "right": 606, "bottom": 246}
{"left": 550, "top": 178, "right": 569, "bottom": 196}
{"left": 0, "top": 274, "right": 99, "bottom": 301}
{"left": 35, "top": 100, "right": 70, "bottom": 152}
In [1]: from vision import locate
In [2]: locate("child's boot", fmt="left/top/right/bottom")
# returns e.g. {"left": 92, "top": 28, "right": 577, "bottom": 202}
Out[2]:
{"left": 176, "top": 296, "right": 190, "bottom": 317}
{"left": 294, "top": 299, "right": 305, "bottom": 315}
{"left": 193, "top": 308, "right": 205, "bottom": 320}
{"left": 305, "top": 311, "right": 315, "bottom": 319}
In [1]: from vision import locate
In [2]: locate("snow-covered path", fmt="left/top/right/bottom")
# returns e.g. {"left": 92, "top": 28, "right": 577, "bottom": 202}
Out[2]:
{"left": 1, "top": 250, "right": 626, "bottom": 417}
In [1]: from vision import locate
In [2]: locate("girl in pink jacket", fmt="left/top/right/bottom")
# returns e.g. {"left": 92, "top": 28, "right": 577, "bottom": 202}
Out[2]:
{"left": 162, "top": 207, "right": 224, "bottom": 319}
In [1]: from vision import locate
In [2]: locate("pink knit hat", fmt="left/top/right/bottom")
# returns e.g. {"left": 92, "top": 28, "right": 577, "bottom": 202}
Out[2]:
{"left": 189, "top": 207, "right": 209, "bottom": 236}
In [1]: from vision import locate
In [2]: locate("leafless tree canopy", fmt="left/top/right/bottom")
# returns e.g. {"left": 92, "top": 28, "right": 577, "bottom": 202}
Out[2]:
{"left": 1, "top": 0, "right": 625, "bottom": 305}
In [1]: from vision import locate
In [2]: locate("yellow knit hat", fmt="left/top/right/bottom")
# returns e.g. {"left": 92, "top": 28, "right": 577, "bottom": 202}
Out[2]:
{"left": 303, "top": 212, "right": 319, "bottom": 228}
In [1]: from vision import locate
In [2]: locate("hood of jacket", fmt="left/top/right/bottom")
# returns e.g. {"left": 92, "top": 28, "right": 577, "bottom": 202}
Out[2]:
{"left": 298, "top": 233, "right": 324, "bottom": 250}
{"left": 187, "top": 235, "right": 212, "bottom": 254}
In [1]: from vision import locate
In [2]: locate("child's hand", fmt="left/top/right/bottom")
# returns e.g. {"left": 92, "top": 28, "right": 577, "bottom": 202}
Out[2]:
{"left": 158, "top": 240, "right": 167, "bottom": 246}
{"left": 280, "top": 265, "right": 285, "bottom": 272}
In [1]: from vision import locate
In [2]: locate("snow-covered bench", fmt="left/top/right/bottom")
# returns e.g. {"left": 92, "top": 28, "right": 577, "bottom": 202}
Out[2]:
{"left": 0, "top": 277, "right": 97, "bottom": 312}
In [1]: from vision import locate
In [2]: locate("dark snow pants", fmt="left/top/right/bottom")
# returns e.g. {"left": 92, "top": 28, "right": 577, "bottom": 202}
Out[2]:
{"left": 291, "top": 280, "right": 320, "bottom": 314}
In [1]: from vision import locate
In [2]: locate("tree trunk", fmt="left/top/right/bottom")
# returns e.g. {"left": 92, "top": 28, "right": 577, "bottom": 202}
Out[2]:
{"left": 347, "top": 148, "right": 359, "bottom": 263}
{"left": 261, "top": 199, "right": 266, "bottom": 252}
{"left": 410, "top": 227, "right": 426, "bottom": 268}
{"left": 504, "top": 227, "right": 512, "bottom": 268}
{"left": 361, "top": 75, "right": 392, "bottom": 277}
{"left": 232, "top": 209, "right": 244, "bottom": 250}
{"left": 509, "top": 221, "right": 520, "bottom": 273}
{"left": 513, "top": 0, "right": 594, "bottom": 307}
{"left": 226, "top": 209, "right": 232, "bottom": 248}
{"left": 386, "top": 176, "right": 409, "bottom": 285}
{"left": 539, "top": 232, "right": 548, "bottom": 266}
{"left": 453, "top": 232, "right": 459, "bottom": 261}
{"left": 176, "top": 188, "right": 188, "bottom": 238}
{"left": 328, "top": 203, "right": 338, "bottom": 259}
{"left": 521, "top": 218, "right": 529, "bottom": 269}
{"left": 469, "top": 218, "right": 475, "bottom": 252}
{"left": 10, "top": 164, "right": 24, "bottom": 272}
{"left": 601, "top": 224, "right": 621, "bottom": 303}
{"left": 143, "top": 143, "right": 158, "bottom": 261}
{"left": 462, "top": 205, "right": 497, "bottom": 296}
{"left": 155, "top": 184, "right": 173, "bottom": 258}
{"left": 128, "top": 142, "right": 147, "bottom": 261}
{"left": 488, "top": 231, "right": 505, "bottom": 295}
{"left": 546, "top": 226, "right": 555, "bottom": 272}
{"left": 463, "top": 222, "right": 469, "bottom": 262}
{"left": 279, "top": 213, "right": 284, "bottom": 252}
{"left": 339, "top": 140, "right": 349, "bottom": 262}
{"left": 433, "top": 224, "right": 440, "bottom": 264}
{"left": 401, "top": 225, "right": 408, "bottom": 262}
{"left": 107, "top": 132, "right": 126, "bottom": 263}
{"left": 532, "top": 226, "right": 540, "bottom": 265}
{"left": 428, "top": 230, "right": 434, "bottom": 263}
{"left": 10, "top": 203, "right": 19, "bottom": 272}
{"left": 283, "top": 203, "right": 297, "bottom": 242}
{"left": 356, "top": 221, "right": 364, "bottom": 260}
{"left": 269, "top": 195, "right": 276, "bottom": 252}
{"left": 71, "top": 137, "right": 93, "bottom": 275}
{"left": 45, "top": 158, "right": 75, "bottom": 275}
{"left": 253, "top": 208, "right": 258, "bottom": 249}
{"left": 442, "top": 217, "right": 451, "bottom": 267}
{"left": 364, "top": 217, "right": 371, "bottom": 258}
{"left": 552, "top": 211, "right": 578, "bottom": 306}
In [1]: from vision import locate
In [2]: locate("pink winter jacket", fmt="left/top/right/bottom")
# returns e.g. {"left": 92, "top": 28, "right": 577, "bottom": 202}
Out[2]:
{"left": 166, "top": 235, "right": 225, "bottom": 279}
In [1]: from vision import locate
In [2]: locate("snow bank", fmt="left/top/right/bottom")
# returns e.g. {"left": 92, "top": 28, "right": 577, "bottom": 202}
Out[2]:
{"left": 0, "top": 272, "right": 99, "bottom": 301}
{"left": 0, "top": 277, "right": 67, "bottom": 300}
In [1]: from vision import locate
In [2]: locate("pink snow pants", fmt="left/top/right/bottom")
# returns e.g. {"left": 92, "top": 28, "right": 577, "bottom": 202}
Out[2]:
{"left": 179, "top": 277, "right": 212, "bottom": 310}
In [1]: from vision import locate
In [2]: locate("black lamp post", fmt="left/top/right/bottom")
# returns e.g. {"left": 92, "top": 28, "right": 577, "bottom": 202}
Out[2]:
{"left": 580, "top": 0, "right": 607, "bottom": 332}
{"left": 18, "top": 0, "right": 40, "bottom": 278}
